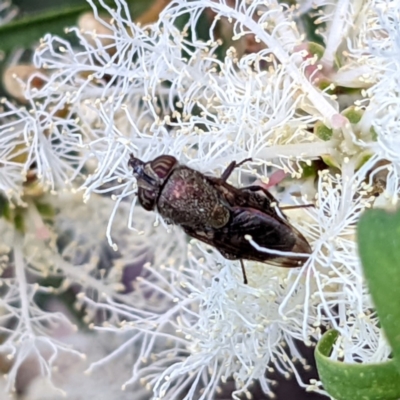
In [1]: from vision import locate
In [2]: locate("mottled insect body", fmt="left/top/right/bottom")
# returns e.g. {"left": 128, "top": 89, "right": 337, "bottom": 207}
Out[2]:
{"left": 158, "top": 167, "right": 230, "bottom": 228}
{"left": 128, "top": 154, "right": 311, "bottom": 283}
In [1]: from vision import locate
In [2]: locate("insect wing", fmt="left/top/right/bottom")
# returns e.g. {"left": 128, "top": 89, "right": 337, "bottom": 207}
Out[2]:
{"left": 183, "top": 207, "right": 310, "bottom": 267}
{"left": 214, "top": 207, "right": 300, "bottom": 262}
{"left": 206, "top": 177, "right": 279, "bottom": 218}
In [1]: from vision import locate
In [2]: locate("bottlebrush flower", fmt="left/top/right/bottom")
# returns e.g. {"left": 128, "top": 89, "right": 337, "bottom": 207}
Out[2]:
{"left": 0, "top": 0, "right": 399, "bottom": 399}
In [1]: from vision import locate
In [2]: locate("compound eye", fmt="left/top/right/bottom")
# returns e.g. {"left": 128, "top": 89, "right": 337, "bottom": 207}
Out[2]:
{"left": 150, "top": 155, "right": 178, "bottom": 180}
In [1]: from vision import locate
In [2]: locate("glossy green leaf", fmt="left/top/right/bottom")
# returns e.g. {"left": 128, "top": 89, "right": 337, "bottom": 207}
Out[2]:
{"left": 315, "top": 330, "right": 400, "bottom": 400}
{"left": 358, "top": 207, "right": 400, "bottom": 372}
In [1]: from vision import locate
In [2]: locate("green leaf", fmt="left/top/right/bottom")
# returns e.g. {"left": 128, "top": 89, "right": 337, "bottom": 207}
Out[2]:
{"left": 14, "top": 212, "right": 25, "bottom": 233}
{"left": 0, "top": 193, "right": 11, "bottom": 220}
{"left": 0, "top": 4, "right": 93, "bottom": 54}
{"left": 358, "top": 208, "right": 400, "bottom": 372}
{"left": 315, "top": 330, "right": 400, "bottom": 400}
{"left": 0, "top": 0, "right": 153, "bottom": 54}
{"left": 35, "top": 202, "right": 55, "bottom": 220}
{"left": 301, "top": 10, "right": 324, "bottom": 46}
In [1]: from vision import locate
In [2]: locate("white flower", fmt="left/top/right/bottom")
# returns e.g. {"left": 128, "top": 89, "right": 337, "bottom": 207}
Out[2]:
{"left": 366, "top": 2, "right": 400, "bottom": 173}
{"left": 23, "top": 332, "right": 149, "bottom": 400}
{"left": 0, "top": 191, "right": 185, "bottom": 394}
{"left": 0, "top": 0, "right": 399, "bottom": 398}
{"left": 0, "top": 96, "right": 85, "bottom": 203}
{"left": 0, "top": 220, "right": 84, "bottom": 392}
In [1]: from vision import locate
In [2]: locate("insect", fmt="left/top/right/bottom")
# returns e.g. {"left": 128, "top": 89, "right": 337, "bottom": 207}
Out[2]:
{"left": 128, "top": 154, "right": 312, "bottom": 284}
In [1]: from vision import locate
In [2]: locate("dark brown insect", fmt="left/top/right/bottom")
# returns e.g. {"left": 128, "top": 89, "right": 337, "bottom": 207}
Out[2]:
{"left": 128, "top": 154, "right": 311, "bottom": 284}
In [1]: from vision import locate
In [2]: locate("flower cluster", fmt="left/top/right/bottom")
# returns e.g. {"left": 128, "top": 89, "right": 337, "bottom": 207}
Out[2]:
{"left": 0, "top": 0, "right": 399, "bottom": 398}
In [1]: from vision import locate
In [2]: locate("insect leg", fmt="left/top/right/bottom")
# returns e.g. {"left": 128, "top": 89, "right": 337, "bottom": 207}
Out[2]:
{"left": 221, "top": 158, "right": 253, "bottom": 182}
{"left": 243, "top": 185, "right": 314, "bottom": 212}
{"left": 240, "top": 259, "right": 248, "bottom": 284}
{"left": 241, "top": 184, "right": 277, "bottom": 203}
{"left": 280, "top": 204, "right": 315, "bottom": 211}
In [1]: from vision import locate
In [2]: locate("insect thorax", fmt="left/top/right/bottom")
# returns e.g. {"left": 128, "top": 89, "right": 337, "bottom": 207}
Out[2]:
{"left": 157, "top": 167, "right": 229, "bottom": 228}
